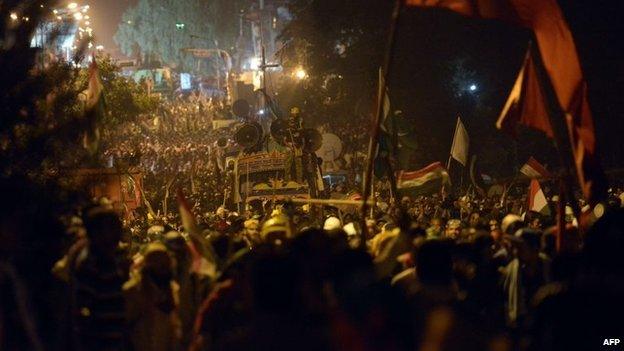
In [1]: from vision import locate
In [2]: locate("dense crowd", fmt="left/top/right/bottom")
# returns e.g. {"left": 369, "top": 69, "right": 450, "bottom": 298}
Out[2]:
{"left": 3, "top": 97, "right": 624, "bottom": 351}
{"left": 100, "top": 96, "right": 371, "bottom": 220}
{"left": 3, "top": 167, "right": 624, "bottom": 351}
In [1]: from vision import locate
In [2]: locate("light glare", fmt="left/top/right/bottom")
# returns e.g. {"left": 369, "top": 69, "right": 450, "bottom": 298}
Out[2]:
{"left": 295, "top": 68, "right": 307, "bottom": 80}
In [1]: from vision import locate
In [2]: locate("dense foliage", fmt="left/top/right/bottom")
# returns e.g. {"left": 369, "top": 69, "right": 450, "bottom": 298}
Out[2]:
{"left": 0, "top": 0, "right": 157, "bottom": 181}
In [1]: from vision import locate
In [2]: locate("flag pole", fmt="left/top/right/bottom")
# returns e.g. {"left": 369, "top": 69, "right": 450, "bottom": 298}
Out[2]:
{"left": 527, "top": 41, "right": 581, "bottom": 216}
{"left": 370, "top": 179, "right": 375, "bottom": 218}
{"left": 360, "top": 0, "right": 403, "bottom": 248}
{"left": 556, "top": 178, "right": 565, "bottom": 253}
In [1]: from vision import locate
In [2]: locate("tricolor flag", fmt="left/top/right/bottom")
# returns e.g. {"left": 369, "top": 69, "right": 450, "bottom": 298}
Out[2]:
{"left": 397, "top": 162, "right": 450, "bottom": 196}
{"left": 374, "top": 68, "right": 395, "bottom": 177}
{"left": 177, "top": 189, "right": 217, "bottom": 277}
{"left": 450, "top": 117, "right": 469, "bottom": 166}
{"left": 82, "top": 58, "right": 106, "bottom": 155}
{"left": 528, "top": 179, "right": 550, "bottom": 216}
{"left": 405, "top": 0, "right": 606, "bottom": 204}
{"left": 520, "top": 157, "right": 551, "bottom": 179}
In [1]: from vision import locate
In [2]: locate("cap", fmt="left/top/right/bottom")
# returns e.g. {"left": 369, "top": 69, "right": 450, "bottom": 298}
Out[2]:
{"left": 323, "top": 216, "right": 342, "bottom": 231}
{"left": 261, "top": 214, "right": 291, "bottom": 240}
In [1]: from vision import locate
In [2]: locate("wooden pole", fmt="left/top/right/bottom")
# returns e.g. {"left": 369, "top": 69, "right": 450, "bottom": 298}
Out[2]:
{"left": 360, "top": 0, "right": 403, "bottom": 249}
{"left": 292, "top": 198, "right": 375, "bottom": 206}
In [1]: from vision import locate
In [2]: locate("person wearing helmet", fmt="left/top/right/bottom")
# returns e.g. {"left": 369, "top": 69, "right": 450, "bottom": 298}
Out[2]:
{"left": 261, "top": 214, "right": 292, "bottom": 245}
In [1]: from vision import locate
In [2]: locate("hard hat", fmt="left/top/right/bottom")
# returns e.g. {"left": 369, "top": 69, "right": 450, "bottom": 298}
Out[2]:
{"left": 290, "top": 107, "right": 300, "bottom": 115}
{"left": 501, "top": 214, "right": 523, "bottom": 235}
{"left": 323, "top": 216, "right": 342, "bottom": 231}
{"left": 244, "top": 218, "right": 259, "bottom": 230}
{"left": 343, "top": 222, "right": 358, "bottom": 236}
{"left": 261, "top": 214, "right": 291, "bottom": 242}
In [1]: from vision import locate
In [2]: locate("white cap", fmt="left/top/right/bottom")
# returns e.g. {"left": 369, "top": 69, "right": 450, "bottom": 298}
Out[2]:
{"left": 501, "top": 214, "right": 522, "bottom": 235}
{"left": 323, "top": 216, "right": 342, "bottom": 231}
{"left": 343, "top": 222, "right": 357, "bottom": 236}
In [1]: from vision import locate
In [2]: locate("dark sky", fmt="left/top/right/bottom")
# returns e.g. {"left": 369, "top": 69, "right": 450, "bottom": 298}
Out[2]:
{"left": 90, "top": 0, "right": 137, "bottom": 54}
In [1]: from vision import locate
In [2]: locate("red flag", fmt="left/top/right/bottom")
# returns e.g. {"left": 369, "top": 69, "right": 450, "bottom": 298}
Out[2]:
{"left": 496, "top": 49, "right": 553, "bottom": 138}
{"left": 406, "top": 0, "right": 606, "bottom": 204}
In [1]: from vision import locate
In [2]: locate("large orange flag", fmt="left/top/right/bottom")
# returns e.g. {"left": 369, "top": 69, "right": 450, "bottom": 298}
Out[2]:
{"left": 406, "top": 0, "right": 606, "bottom": 204}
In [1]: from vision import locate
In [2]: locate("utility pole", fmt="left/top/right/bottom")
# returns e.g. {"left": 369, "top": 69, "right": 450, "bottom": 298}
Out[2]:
{"left": 258, "top": 46, "right": 279, "bottom": 115}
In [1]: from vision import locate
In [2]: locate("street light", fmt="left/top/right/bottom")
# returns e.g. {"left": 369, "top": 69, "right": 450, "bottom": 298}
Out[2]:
{"left": 249, "top": 57, "right": 261, "bottom": 70}
{"left": 295, "top": 68, "right": 307, "bottom": 80}
{"left": 469, "top": 84, "right": 477, "bottom": 92}
{"left": 67, "top": 2, "right": 78, "bottom": 9}
{"left": 73, "top": 12, "right": 83, "bottom": 21}
{"left": 10, "top": 12, "right": 18, "bottom": 21}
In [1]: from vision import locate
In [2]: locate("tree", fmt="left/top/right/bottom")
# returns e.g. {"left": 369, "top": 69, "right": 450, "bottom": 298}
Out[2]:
{"left": 277, "top": 0, "right": 394, "bottom": 125}
{"left": 0, "top": 1, "right": 86, "bottom": 178}
{"left": 114, "top": 0, "right": 217, "bottom": 70}
{"left": 78, "top": 56, "right": 159, "bottom": 127}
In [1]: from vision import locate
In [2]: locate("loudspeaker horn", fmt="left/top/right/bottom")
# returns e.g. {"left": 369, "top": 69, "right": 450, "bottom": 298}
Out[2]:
{"left": 234, "top": 122, "right": 262, "bottom": 149}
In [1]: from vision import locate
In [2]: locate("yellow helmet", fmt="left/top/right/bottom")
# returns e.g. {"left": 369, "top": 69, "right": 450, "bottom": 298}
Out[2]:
{"left": 290, "top": 107, "right": 300, "bottom": 115}
{"left": 261, "top": 214, "right": 291, "bottom": 244}
{"left": 271, "top": 208, "right": 283, "bottom": 217}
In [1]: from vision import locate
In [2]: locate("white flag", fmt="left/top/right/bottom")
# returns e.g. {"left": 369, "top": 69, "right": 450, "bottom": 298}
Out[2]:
{"left": 450, "top": 117, "right": 469, "bottom": 166}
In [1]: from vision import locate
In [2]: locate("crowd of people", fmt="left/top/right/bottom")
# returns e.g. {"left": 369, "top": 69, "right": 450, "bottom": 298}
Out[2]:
{"left": 3, "top": 96, "right": 624, "bottom": 351}
{"left": 99, "top": 95, "right": 372, "bottom": 223}
{"left": 3, "top": 167, "right": 624, "bottom": 351}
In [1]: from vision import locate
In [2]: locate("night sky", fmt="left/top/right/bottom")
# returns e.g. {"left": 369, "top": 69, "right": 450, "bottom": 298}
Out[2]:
{"left": 90, "top": 0, "right": 137, "bottom": 55}
{"left": 89, "top": 0, "right": 624, "bottom": 167}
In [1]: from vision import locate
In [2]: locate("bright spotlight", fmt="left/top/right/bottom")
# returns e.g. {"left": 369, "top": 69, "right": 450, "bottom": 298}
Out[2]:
{"left": 258, "top": 109, "right": 266, "bottom": 115}
{"left": 249, "top": 57, "right": 261, "bottom": 70}
{"left": 295, "top": 68, "right": 307, "bottom": 80}
{"left": 469, "top": 84, "right": 477, "bottom": 92}
{"left": 73, "top": 12, "right": 83, "bottom": 20}
{"left": 10, "top": 12, "right": 18, "bottom": 20}
{"left": 67, "top": 2, "right": 78, "bottom": 9}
